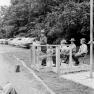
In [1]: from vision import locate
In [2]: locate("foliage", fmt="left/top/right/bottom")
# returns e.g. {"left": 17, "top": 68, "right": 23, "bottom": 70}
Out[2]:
{"left": 44, "top": 1, "right": 91, "bottom": 44}
{"left": 0, "top": 0, "right": 92, "bottom": 44}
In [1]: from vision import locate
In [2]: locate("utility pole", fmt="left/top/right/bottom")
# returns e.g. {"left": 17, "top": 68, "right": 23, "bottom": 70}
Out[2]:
{"left": 28, "top": 0, "right": 32, "bottom": 23}
{"left": 90, "top": 0, "right": 93, "bottom": 78}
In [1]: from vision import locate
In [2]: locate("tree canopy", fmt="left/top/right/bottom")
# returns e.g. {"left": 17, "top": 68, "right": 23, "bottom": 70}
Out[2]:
{"left": 0, "top": 0, "right": 93, "bottom": 44}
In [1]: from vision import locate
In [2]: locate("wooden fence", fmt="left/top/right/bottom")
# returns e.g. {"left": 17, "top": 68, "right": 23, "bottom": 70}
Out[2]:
{"left": 30, "top": 44, "right": 90, "bottom": 75}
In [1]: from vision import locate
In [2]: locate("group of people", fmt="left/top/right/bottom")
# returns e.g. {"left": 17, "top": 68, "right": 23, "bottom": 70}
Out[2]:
{"left": 33, "top": 29, "right": 88, "bottom": 66}
{"left": 60, "top": 38, "right": 88, "bottom": 66}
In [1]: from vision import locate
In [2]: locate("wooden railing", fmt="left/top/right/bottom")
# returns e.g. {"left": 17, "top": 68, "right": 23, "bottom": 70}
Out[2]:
{"left": 31, "top": 44, "right": 73, "bottom": 74}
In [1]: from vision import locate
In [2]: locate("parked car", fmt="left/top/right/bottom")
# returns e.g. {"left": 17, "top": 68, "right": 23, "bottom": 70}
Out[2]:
{"left": 9, "top": 37, "right": 21, "bottom": 46}
{"left": 0, "top": 39, "right": 4, "bottom": 44}
{"left": 18, "top": 37, "right": 35, "bottom": 48}
{"left": 7, "top": 38, "right": 14, "bottom": 45}
{"left": 14, "top": 37, "right": 24, "bottom": 46}
{"left": 8, "top": 37, "right": 35, "bottom": 48}
{"left": 0, "top": 39, "right": 7, "bottom": 44}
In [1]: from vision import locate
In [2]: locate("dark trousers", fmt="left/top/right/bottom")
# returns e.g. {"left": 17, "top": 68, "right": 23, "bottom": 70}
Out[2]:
{"left": 72, "top": 53, "right": 86, "bottom": 65}
{"left": 52, "top": 56, "right": 56, "bottom": 64}
{"left": 72, "top": 55, "right": 80, "bottom": 65}
{"left": 41, "top": 46, "right": 47, "bottom": 66}
{"left": 60, "top": 54, "right": 69, "bottom": 64}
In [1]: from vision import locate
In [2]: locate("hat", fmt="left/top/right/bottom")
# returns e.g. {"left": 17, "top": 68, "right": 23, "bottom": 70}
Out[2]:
{"left": 61, "top": 39, "right": 67, "bottom": 44}
{"left": 80, "top": 38, "right": 86, "bottom": 43}
{"left": 80, "top": 38, "right": 86, "bottom": 41}
{"left": 70, "top": 38, "right": 75, "bottom": 41}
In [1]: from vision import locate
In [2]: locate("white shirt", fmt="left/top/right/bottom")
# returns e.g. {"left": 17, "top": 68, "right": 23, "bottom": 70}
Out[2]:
{"left": 69, "top": 43, "right": 76, "bottom": 52}
{"left": 60, "top": 44, "right": 70, "bottom": 54}
{"left": 78, "top": 44, "right": 88, "bottom": 54}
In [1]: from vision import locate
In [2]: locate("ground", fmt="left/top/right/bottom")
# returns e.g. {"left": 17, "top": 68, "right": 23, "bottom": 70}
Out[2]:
{"left": 0, "top": 45, "right": 50, "bottom": 94}
{"left": 0, "top": 44, "right": 94, "bottom": 94}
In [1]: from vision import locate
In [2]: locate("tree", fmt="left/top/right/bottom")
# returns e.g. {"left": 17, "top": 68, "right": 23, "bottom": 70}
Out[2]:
{"left": 0, "top": 0, "right": 91, "bottom": 44}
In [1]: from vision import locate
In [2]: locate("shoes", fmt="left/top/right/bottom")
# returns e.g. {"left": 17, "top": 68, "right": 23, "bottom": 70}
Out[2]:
{"left": 41, "top": 64, "right": 46, "bottom": 66}
{"left": 52, "top": 64, "right": 56, "bottom": 67}
{"left": 74, "top": 63, "right": 79, "bottom": 66}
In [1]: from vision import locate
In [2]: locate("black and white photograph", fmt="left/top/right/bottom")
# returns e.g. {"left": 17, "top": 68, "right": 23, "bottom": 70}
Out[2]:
{"left": 0, "top": 0, "right": 94, "bottom": 94}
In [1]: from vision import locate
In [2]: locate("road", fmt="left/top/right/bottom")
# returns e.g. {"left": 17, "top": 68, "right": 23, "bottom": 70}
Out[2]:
{"left": 0, "top": 45, "right": 49, "bottom": 94}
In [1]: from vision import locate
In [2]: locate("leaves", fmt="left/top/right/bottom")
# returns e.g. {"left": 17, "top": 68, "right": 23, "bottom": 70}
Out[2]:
{"left": 0, "top": 0, "right": 92, "bottom": 44}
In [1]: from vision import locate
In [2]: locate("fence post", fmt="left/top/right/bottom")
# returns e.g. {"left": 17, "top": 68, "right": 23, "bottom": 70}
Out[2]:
{"left": 31, "top": 45, "right": 36, "bottom": 66}
{"left": 90, "top": 0, "right": 93, "bottom": 78}
{"left": 56, "top": 46, "right": 60, "bottom": 74}
{"left": 36, "top": 46, "right": 41, "bottom": 68}
{"left": 30, "top": 45, "right": 33, "bottom": 64}
{"left": 69, "top": 47, "right": 73, "bottom": 65}
{"left": 36, "top": 46, "right": 38, "bottom": 65}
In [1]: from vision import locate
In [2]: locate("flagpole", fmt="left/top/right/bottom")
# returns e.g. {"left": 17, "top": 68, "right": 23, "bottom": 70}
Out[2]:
{"left": 90, "top": 0, "right": 93, "bottom": 78}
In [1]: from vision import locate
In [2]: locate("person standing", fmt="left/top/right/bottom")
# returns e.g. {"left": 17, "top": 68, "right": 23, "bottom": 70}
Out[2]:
{"left": 72, "top": 38, "right": 88, "bottom": 66}
{"left": 40, "top": 29, "right": 47, "bottom": 66}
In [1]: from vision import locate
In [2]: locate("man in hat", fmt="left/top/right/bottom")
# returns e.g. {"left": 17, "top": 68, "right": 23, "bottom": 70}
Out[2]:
{"left": 60, "top": 39, "right": 69, "bottom": 52}
{"left": 64, "top": 38, "right": 77, "bottom": 64}
{"left": 60, "top": 39, "right": 70, "bottom": 63}
{"left": 40, "top": 29, "right": 47, "bottom": 45}
{"left": 72, "top": 38, "right": 88, "bottom": 65}
{"left": 69, "top": 38, "right": 76, "bottom": 54}
{"left": 40, "top": 29, "right": 47, "bottom": 66}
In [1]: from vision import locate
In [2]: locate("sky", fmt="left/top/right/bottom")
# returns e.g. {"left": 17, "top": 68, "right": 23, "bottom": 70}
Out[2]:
{"left": 0, "top": 0, "right": 11, "bottom": 6}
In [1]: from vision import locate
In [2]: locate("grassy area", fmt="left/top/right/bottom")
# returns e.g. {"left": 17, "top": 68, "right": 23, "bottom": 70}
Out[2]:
{"left": 6, "top": 48, "right": 94, "bottom": 94}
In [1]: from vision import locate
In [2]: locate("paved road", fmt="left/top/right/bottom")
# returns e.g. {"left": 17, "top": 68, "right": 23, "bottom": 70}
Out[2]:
{"left": 0, "top": 45, "right": 49, "bottom": 94}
